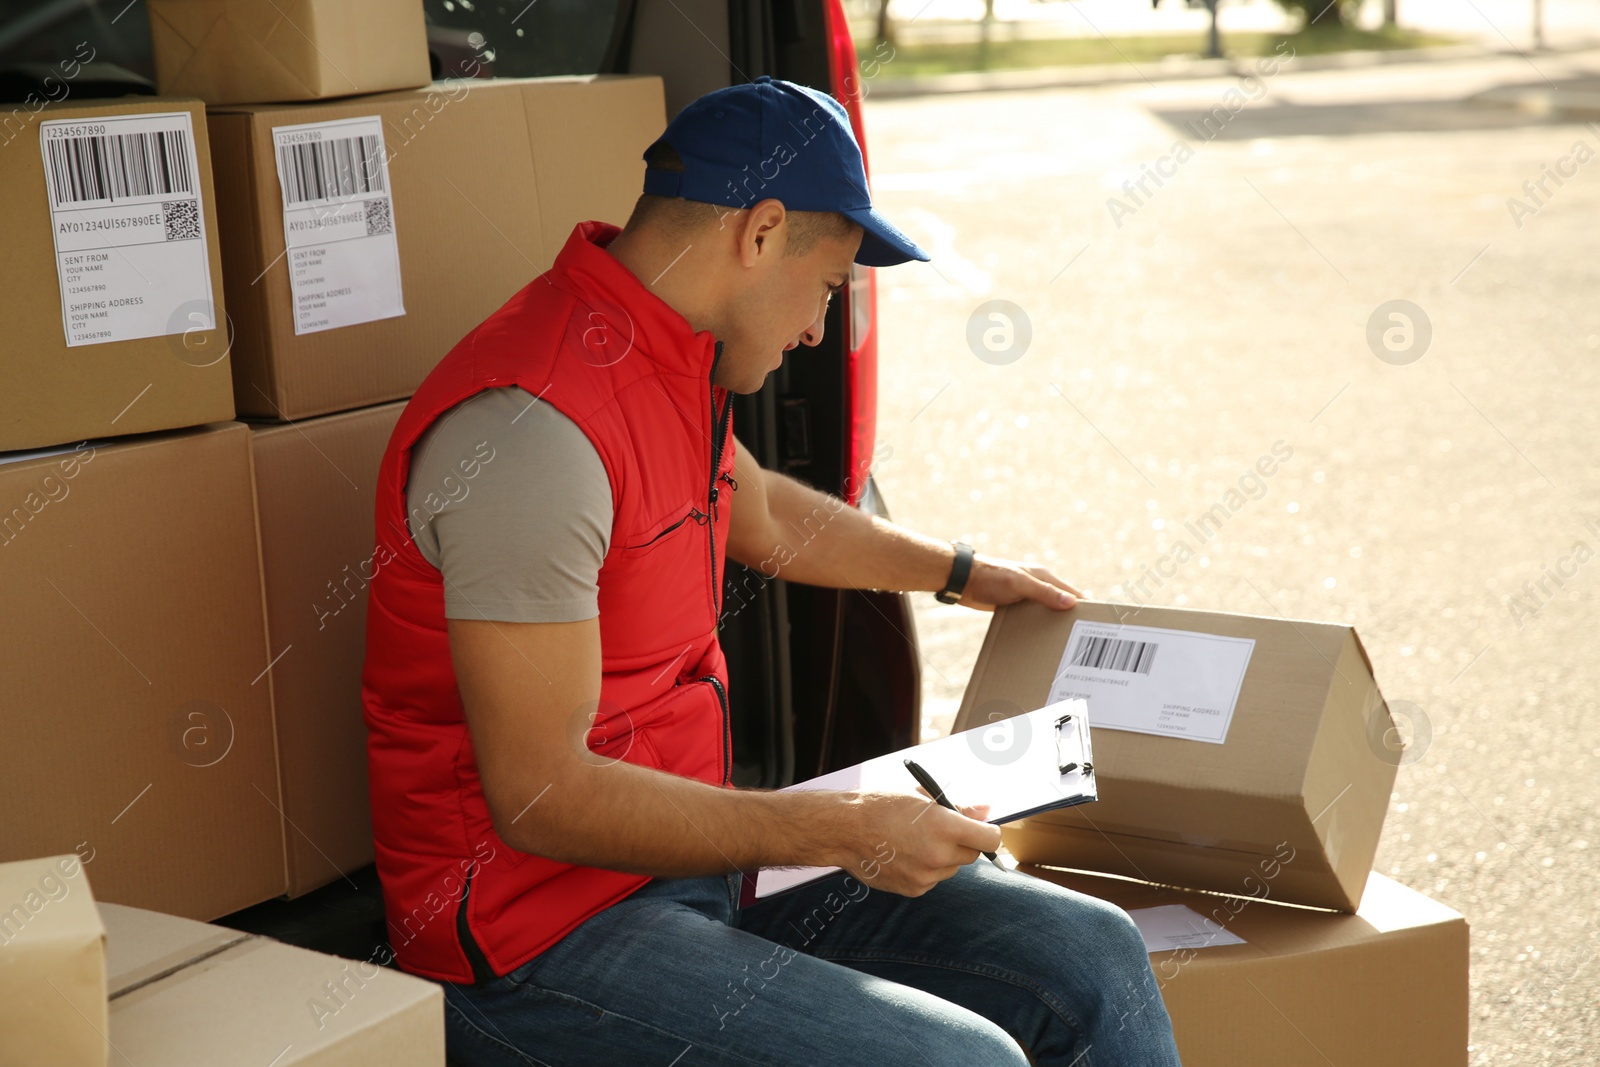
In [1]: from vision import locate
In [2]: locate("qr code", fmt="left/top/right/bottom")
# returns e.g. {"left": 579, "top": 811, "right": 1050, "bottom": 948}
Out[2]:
{"left": 365, "top": 197, "right": 393, "bottom": 236}
{"left": 163, "top": 199, "right": 201, "bottom": 241}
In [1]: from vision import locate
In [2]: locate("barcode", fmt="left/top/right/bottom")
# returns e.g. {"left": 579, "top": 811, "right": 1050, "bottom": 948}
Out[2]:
{"left": 276, "top": 135, "right": 384, "bottom": 205}
{"left": 44, "top": 129, "right": 194, "bottom": 205}
{"left": 1070, "top": 636, "right": 1158, "bottom": 675}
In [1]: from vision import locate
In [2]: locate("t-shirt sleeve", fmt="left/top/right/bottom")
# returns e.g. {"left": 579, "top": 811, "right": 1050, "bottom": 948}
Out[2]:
{"left": 404, "top": 386, "right": 613, "bottom": 623}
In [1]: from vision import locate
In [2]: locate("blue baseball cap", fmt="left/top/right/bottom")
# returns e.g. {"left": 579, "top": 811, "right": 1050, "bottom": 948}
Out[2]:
{"left": 641, "top": 75, "right": 930, "bottom": 268}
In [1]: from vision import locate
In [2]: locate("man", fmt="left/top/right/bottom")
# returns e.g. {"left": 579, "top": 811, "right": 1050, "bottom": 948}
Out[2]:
{"left": 363, "top": 76, "right": 1182, "bottom": 1066}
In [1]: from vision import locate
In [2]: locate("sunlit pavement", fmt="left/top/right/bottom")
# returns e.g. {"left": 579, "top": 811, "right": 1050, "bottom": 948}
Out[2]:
{"left": 865, "top": 47, "right": 1600, "bottom": 1064}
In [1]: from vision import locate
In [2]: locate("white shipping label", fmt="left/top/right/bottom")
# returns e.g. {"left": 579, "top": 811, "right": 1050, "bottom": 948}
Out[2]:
{"left": 271, "top": 116, "right": 404, "bottom": 335}
{"left": 1126, "top": 905, "right": 1247, "bottom": 953}
{"left": 39, "top": 112, "right": 216, "bottom": 348}
{"left": 1046, "top": 622, "right": 1255, "bottom": 744}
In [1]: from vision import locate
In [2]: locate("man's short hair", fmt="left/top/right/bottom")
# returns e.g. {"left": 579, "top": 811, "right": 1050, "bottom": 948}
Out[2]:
{"left": 625, "top": 141, "right": 858, "bottom": 257}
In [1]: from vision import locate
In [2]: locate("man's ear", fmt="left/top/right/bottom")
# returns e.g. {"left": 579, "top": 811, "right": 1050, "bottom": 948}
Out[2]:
{"left": 739, "top": 199, "right": 788, "bottom": 268}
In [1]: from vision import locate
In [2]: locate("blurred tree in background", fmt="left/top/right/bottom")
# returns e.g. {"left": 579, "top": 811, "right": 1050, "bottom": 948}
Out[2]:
{"left": 1273, "top": 0, "right": 1362, "bottom": 27}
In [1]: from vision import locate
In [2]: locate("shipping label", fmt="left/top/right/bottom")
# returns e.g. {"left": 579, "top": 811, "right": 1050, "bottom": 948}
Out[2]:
{"left": 39, "top": 111, "right": 215, "bottom": 347}
{"left": 271, "top": 116, "right": 404, "bottom": 335}
{"left": 1126, "top": 904, "right": 1248, "bottom": 952}
{"left": 1046, "top": 621, "right": 1255, "bottom": 744}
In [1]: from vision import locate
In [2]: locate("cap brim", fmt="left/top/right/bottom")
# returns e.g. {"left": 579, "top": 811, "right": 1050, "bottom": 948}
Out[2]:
{"left": 844, "top": 207, "right": 930, "bottom": 267}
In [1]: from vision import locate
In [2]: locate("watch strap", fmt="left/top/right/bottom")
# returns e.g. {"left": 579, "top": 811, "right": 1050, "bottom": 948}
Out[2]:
{"left": 936, "top": 542, "right": 975, "bottom": 604}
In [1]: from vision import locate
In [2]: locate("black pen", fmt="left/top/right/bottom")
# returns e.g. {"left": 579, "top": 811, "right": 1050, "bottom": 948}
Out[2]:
{"left": 902, "top": 758, "right": 1006, "bottom": 870}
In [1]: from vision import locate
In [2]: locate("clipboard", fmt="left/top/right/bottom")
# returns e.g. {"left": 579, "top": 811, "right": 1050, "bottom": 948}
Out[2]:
{"left": 738, "top": 699, "right": 1095, "bottom": 906}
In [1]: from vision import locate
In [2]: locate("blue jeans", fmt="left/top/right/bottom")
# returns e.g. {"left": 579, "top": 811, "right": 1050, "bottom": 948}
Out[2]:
{"left": 442, "top": 861, "right": 1183, "bottom": 1066}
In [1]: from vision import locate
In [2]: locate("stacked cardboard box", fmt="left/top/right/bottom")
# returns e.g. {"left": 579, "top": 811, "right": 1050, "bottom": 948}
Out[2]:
{"left": 208, "top": 73, "right": 665, "bottom": 418}
{"left": 961, "top": 599, "right": 1397, "bottom": 910}
{"left": 955, "top": 600, "right": 1469, "bottom": 1066}
{"left": 249, "top": 402, "right": 403, "bottom": 896}
{"left": 146, "top": 0, "right": 433, "bottom": 106}
{"left": 1024, "top": 866, "right": 1469, "bottom": 1067}
{"left": 2, "top": 96, "right": 234, "bottom": 451}
{"left": 3, "top": 0, "right": 666, "bottom": 934}
{"left": 0, "top": 424, "right": 286, "bottom": 920}
{"left": 0, "top": 854, "right": 442, "bottom": 1065}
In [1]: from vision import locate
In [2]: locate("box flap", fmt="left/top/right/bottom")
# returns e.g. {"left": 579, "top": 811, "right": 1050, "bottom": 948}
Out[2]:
{"left": 102, "top": 903, "right": 444, "bottom": 1065}
{"left": 0, "top": 855, "right": 107, "bottom": 1067}
{"left": 101, "top": 902, "right": 251, "bottom": 998}
{"left": 0, "top": 855, "right": 103, "bottom": 949}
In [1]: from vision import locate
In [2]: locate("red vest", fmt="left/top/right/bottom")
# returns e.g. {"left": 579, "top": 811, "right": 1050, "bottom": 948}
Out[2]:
{"left": 362, "top": 221, "right": 737, "bottom": 983}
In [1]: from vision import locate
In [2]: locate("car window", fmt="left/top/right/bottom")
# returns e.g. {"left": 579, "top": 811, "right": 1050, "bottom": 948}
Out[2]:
{"left": 0, "top": 0, "right": 156, "bottom": 102}
{"left": 424, "top": 0, "right": 630, "bottom": 79}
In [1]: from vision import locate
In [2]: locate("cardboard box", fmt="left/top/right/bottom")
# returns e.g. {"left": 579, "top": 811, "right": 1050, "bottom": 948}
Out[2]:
{"left": 148, "top": 0, "right": 431, "bottom": 106}
{"left": 209, "top": 74, "right": 665, "bottom": 420}
{"left": 1, "top": 96, "right": 234, "bottom": 452}
{"left": 1022, "top": 865, "right": 1469, "bottom": 1067}
{"left": 956, "top": 600, "right": 1397, "bottom": 912}
{"left": 103, "top": 901, "right": 443, "bottom": 1064}
{"left": 0, "top": 423, "right": 287, "bottom": 919}
{"left": 0, "top": 855, "right": 106, "bottom": 1067}
{"left": 250, "top": 402, "right": 403, "bottom": 896}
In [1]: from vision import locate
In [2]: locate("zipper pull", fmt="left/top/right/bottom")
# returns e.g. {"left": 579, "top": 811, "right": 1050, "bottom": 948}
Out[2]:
{"left": 710, "top": 467, "right": 737, "bottom": 515}
{"left": 690, "top": 507, "right": 710, "bottom": 526}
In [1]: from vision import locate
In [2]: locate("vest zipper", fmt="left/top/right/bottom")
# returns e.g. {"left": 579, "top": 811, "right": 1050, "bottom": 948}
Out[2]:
{"left": 698, "top": 673, "right": 730, "bottom": 785}
{"left": 707, "top": 340, "right": 733, "bottom": 622}
{"left": 625, "top": 506, "right": 709, "bottom": 551}
{"left": 456, "top": 862, "right": 498, "bottom": 984}
{"left": 703, "top": 341, "right": 732, "bottom": 787}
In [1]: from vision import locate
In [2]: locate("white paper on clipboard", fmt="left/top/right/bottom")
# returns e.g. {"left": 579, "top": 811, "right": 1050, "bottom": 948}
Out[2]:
{"left": 739, "top": 699, "right": 1095, "bottom": 906}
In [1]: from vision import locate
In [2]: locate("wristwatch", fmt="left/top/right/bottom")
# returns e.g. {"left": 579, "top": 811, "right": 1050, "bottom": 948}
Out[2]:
{"left": 935, "top": 541, "right": 975, "bottom": 604}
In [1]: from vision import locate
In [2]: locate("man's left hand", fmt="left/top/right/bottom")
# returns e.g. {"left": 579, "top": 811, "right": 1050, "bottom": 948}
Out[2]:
{"left": 957, "top": 555, "right": 1082, "bottom": 612}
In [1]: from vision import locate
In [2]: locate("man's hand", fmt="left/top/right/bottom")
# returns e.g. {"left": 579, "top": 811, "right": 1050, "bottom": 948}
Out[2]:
{"left": 838, "top": 792, "right": 1001, "bottom": 897}
{"left": 956, "top": 554, "right": 1082, "bottom": 613}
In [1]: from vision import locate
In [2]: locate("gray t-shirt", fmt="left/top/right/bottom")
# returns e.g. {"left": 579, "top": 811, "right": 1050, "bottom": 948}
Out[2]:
{"left": 405, "top": 386, "right": 613, "bottom": 623}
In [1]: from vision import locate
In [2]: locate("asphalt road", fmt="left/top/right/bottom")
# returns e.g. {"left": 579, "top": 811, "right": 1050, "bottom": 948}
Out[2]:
{"left": 863, "top": 47, "right": 1600, "bottom": 1065}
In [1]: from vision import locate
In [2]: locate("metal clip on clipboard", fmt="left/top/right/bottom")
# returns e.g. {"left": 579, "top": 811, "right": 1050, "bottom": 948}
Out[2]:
{"left": 741, "top": 699, "right": 1097, "bottom": 905}
{"left": 1053, "top": 709, "right": 1095, "bottom": 782}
